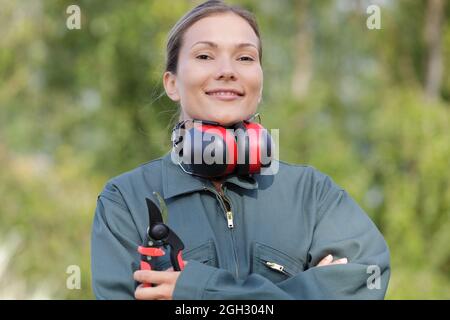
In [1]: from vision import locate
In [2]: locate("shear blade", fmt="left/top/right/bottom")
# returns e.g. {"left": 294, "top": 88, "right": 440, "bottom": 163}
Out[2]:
{"left": 146, "top": 197, "right": 163, "bottom": 225}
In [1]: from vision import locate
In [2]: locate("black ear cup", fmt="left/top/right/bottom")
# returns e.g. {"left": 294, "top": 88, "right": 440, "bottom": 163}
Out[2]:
{"left": 180, "top": 125, "right": 236, "bottom": 177}
{"left": 233, "top": 122, "right": 250, "bottom": 176}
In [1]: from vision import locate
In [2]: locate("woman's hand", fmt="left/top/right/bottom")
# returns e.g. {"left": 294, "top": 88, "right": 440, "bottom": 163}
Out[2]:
{"left": 316, "top": 254, "right": 348, "bottom": 267}
{"left": 134, "top": 262, "right": 188, "bottom": 300}
{"left": 133, "top": 255, "right": 346, "bottom": 299}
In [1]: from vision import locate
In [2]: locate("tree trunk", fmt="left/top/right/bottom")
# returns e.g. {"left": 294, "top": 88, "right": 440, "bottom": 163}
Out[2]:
{"left": 424, "top": 0, "right": 446, "bottom": 101}
{"left": 291, "top": 0, "right": 313, "bottom": 101}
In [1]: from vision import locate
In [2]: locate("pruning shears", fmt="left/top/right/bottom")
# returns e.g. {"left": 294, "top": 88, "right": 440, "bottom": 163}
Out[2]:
{"left": 137, "top": 192, "right": 185, "bottom": 284}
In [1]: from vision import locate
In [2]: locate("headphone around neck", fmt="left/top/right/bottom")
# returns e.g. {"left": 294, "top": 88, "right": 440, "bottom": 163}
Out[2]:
{"left": 171, "top": 114, "right": 273, "bottom": 178}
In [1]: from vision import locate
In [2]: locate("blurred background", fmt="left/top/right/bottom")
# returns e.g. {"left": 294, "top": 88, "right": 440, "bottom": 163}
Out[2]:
{"left": 0, "top": 0, "right": 449, "bottom": 299}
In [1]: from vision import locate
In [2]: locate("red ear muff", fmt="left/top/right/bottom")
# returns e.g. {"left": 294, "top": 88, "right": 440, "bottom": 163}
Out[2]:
{"left": 234, "top": 121, "right": 273, "bottom": 176}
{"left": 178, "top": 122, "right": 237, "bottom": 178}
{"left": 249, "top": 122, "right": 273, "bottom": 169}
{"left": 172, "top": 119, "right": 273, "bottom": 178}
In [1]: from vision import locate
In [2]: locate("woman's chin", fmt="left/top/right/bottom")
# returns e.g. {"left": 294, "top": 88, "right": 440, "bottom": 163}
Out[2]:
{"left": 203, "top": 112, "right": 245, "bottom": 126}
{"left": 215, "top": 117, "right": 243, "bottom": 126}
{"left": 192, "top": 106, "right": 253, "bottom": 126}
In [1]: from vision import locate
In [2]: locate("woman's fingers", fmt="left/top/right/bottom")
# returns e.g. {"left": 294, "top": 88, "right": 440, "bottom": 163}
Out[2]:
{"left": 330, "top": 257, "right": 348, "bottom": 265}
{"left": 134, "top": 267, "right": 185, "bottom": 300}
{"left": 134, "top": 270, "right": 176, "bottom": 285}
{"left": 316, "top": 254, "right": 348, "bottom": 267}
{"left": 317, "top": 254, "right": 334, "bottom": 266}
{"left": 135, "top": 283, "right": 171, "bottom": 300}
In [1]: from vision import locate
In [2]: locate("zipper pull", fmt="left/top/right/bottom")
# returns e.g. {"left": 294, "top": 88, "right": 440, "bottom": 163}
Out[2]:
{"left": 265, "top": 261, "right": 287, "bottom": 274}
{"left": 226, "top": 211, "right": 234, "bottom": 229}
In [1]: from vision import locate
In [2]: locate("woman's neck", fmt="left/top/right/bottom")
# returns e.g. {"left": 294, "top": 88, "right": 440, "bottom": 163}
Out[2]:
{"left": 211, "top": 178, "right": 225, "bottom": 194}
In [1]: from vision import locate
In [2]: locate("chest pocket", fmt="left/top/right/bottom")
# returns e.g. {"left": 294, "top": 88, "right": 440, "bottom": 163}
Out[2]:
{"left": 252, "top": 242, "right": 305, "bottom": 284}
{"left": 152, "top": 239, "right": 217, "bottom": 271}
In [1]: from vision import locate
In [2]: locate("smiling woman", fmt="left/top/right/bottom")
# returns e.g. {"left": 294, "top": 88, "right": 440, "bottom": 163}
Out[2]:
{"left": 163, "top": 9, "right": 263, "bottom": 126}
{"left": 91, "top": 0, "right": 390, "bottom": 300}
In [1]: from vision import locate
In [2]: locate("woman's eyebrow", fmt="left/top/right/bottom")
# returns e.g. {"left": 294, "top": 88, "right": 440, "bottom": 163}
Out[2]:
{"left": 190, "top": 41, "right": 257, "bottom": 50}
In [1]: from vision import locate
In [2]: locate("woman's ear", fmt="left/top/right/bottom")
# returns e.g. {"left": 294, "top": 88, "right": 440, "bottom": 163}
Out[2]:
{"left": 163, "top": 71, "right": 180, "bottom": 102}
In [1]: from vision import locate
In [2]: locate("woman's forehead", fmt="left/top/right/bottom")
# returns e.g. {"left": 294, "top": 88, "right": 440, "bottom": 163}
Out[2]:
{"left": 182, "top": 13, "right": 259, "bottom": 49}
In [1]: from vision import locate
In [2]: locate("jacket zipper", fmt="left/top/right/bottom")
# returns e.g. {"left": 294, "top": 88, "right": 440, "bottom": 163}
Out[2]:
{"left": 208, "top": 184, "right": 234, "bottom": 229}
{"left": 264, "top": 261, "right": 290, "bottom": 276}
{"left": 222, "top": 195, "right": 234, "bottom": 229}
{"left": 203, "top": 184, "right": 239, "bottom": 279}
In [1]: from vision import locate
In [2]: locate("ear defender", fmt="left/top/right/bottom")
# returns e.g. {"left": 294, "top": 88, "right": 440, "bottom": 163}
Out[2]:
{"left": 234, "top": 121, "right": 273, "bottom": 176}
{"left": 171, "top": 118, "right": 273, "bottom": 178}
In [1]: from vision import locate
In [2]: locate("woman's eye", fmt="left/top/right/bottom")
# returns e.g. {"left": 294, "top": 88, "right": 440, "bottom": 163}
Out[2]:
{"left": 196, "top": 54, "right": 211, "bottom": 60}
{"left": 239, "top": 56, "right": 255, "bottom": 62}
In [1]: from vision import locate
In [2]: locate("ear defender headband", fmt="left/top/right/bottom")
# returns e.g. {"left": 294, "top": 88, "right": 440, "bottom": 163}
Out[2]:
{"left": 171, "top": 114, "right": 273, "bottom": 178}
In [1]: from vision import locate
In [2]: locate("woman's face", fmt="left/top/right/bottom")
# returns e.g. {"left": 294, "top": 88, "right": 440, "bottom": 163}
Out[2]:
{"left": 164, "top": 13, "right": 263, "bottom": 126}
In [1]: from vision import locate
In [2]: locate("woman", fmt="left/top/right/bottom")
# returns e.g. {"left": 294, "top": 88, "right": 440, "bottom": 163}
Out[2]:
{"left": 91, "top": 0, "right": 390, "bottom": 300}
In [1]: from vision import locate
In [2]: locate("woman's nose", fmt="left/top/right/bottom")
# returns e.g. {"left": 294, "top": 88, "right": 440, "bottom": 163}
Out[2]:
{"left": 215, "top": 59, "right": 237, "bottom": 80}
{"left": 217, "top": 71, "right": 236, "bottom": 80}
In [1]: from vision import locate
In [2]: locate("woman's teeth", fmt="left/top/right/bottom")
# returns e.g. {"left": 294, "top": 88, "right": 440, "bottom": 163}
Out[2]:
{"left": 208, "top": 92, "right": 238, "bottom": 96}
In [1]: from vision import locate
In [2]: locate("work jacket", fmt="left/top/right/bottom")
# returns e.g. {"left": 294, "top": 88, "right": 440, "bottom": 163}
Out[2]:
{"left": 91, "top": 152, "right": 390, "bottom": 299}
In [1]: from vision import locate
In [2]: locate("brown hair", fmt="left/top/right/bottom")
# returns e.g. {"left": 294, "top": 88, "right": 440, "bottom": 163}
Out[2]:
{"left": 165, "top": 0, "right": 263, "bottom": 75}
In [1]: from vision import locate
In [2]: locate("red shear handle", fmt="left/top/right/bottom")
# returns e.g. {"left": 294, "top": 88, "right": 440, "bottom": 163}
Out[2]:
{"left": 138, "top": 246, "right": 165, "bottom": 257}
{"left": 139, "top": 260, "right": 152, "bottom": 288}
{"left": 177, "top": 251, "right": 185, "bottom": 271}
{"left": 140, "top": 260, "right": 151, "bottom": 271}
{"left": 138, "top": 246, "right": 165, "bottom": 287}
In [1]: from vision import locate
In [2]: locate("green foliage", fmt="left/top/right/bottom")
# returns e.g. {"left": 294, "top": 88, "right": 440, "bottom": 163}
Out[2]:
{"left": 0, "top": 0, "right": 448, "bottom": 299}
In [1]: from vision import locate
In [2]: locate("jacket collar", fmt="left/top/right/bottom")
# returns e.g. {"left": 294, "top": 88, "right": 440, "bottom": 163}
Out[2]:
{"left": 161, "top": 152, "right": 258, "bottom": 199}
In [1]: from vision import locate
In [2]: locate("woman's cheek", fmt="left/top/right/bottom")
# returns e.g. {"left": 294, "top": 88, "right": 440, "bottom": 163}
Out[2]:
{"left": 245, "top": 67, "right": 263, "bottom": 91}
{"left": 248, "top": 82, "right": 263, "bottom": 105}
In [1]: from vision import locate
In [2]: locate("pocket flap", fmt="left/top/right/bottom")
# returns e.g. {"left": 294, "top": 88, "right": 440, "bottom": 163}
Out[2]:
{"left": 153, "top": 239, "right": 217, "bottom": 270}
{"left": 252, "top": 242, "right": 304, "bottom": 282}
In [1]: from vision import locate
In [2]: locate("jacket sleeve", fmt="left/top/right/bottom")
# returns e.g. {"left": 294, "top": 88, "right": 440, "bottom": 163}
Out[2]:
{"left": 173, "top": 174, "right": 390, "bottom": 300}
{"left": 91, "top": 182, "right": 141, "bottom": 300}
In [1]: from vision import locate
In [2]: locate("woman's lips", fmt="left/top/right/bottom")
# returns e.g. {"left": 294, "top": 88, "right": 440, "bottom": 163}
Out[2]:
{"left": 205, "top": 92, "right": 243, "bottom": 101}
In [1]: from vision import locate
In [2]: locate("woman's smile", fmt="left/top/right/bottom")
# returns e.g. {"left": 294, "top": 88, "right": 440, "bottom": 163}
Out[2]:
{"left": 205, "top": 89, "right": 245, "bottom": 101}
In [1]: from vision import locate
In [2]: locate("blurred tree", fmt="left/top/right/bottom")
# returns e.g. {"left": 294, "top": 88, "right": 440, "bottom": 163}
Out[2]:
{"left": 424, "top": 0, "right": 446, "bottom": 101}
{"left": 0, "top": 0, "right": 448, "bottom": 299}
